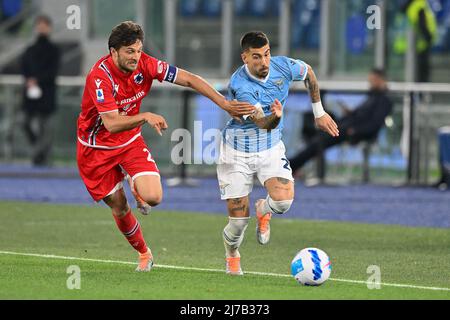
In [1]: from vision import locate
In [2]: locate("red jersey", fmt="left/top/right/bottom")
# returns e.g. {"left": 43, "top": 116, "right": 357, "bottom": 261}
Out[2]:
{"left": 77, "top": 52, "right": 178, "bottom": 149}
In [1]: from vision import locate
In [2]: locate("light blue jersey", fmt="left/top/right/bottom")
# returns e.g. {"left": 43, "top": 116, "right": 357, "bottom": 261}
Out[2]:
{"left": 223, "top": 56, "right": 309, "bottom": 153}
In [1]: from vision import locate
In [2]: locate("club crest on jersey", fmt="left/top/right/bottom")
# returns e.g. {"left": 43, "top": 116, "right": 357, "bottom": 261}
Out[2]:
{"left": 134, "top": 73, "right": 144, "bottom": 85}
{"left": 96, "top": 89, "right": 104, "bottom": 102}
{"left": 274, "top": 79, "right": 284, "bottom": 88}
{"left": 219, "top": 184, "right": 228, "bottom": 196}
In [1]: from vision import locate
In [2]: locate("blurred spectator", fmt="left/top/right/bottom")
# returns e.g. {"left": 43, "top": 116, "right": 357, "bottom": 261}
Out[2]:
{"left": 0, "top": 0, "right": 23, "bottom": 34}
{"left": 401, "top": 0, "right": 438, "bottom": 82}
{"left": 21, "top": 15, "right": 60, "bottom": 166}
{"left": 434, "top": 127, "right": 450, "bottom": 190}
{"left": 288, "top": 68, "right": 393, "bottom": 177}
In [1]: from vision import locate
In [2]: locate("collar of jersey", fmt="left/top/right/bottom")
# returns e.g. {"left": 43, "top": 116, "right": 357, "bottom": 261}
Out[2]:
{"left": 244, "top": 64, "right": 270, "bottom": 83}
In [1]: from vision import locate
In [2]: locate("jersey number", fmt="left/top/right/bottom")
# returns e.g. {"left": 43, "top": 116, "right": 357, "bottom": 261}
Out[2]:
{"left": 143, "top": 148, "right": 152, "bottom": 162}
{"left": 281, "top": 158, "right": 291, "bottom": 171}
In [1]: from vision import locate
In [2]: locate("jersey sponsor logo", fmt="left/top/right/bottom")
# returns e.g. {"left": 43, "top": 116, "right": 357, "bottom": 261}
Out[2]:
{"left": 96, "top": 89, "right": 104, "bottom": 102}
{"left": 119, "top": 90, "right": 146, "bottom": 105}
{"left": 114, "top": 84, "right": 120, "bottom": 94}
{"left": 95, "top": 79, "right": 102, "bottom": 88}
{"left": 120, "top": 103, "right": 137, "bottom": 115}
{"left": 134, "top": 72, "right": 144, "bottom": 85}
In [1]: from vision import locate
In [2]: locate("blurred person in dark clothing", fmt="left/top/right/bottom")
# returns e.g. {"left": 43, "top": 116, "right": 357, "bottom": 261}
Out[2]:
{"left": 401, "top": 0, "right": 437, "bottom": 82}
{"left": 434, "top": 126, "right": 450, "bottom": 190}
{"left": 21, "top": 15, "right": 60, "bottom": 166}
{"left": 289, "top": 68, "right": 393, "bottom": 176}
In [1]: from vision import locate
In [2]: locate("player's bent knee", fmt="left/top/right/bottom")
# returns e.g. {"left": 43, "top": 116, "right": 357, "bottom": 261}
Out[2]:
{"left": 141, "top": 193, "right": 162, "bottom": 206}
{"left": 104, "top": 191, "right": 130, "bottom": 217}
{"left": 267, "top": 197, "right": 293, "bottom": 215}
{"left": 223, "top": 217, "right": 249, "bottom": 249}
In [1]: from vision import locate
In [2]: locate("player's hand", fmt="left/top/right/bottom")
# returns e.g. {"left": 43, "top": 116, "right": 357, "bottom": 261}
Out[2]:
{"left": 315, "top": 113, "right": 339, "bottom": 137}
{"left": 270, "top": 99, "right": 283, "bottom": 118}
{"left": 222, "top": 99, "right": 256, "bottom": 122}
{"left": 26, "top": 78, "right": 38, "bottom": 88}
{"left": 144, "top": 113, "right": 168, "bottom": 136}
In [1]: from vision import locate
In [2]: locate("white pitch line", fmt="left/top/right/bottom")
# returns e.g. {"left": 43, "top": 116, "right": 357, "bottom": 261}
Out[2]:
{"left": 1, "top": 250, "right": 449, "bottom": 292}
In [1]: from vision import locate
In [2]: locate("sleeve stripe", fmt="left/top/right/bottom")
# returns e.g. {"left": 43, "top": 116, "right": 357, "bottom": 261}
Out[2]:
{"left": 294, "top": 60, "right": 308, "bottom": 81}
{"left": 98, "top": 109, "right": 119, "bottom": 114}
{"left": 163, "top": 65, "right": 169, "bottom": 81}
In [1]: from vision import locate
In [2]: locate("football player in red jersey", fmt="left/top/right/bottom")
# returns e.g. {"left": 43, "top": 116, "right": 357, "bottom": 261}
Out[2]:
{"left": 77, "top": 21, "right": 255, "bottom": 271}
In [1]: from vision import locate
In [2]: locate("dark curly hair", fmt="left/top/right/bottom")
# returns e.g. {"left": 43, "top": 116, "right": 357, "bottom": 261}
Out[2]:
{"left": 108, "top": 21, "right": 144, "bottom": 52}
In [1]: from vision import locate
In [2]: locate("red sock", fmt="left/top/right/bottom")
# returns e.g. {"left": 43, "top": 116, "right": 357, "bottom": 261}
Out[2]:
{"left": 113, "top": 210, "right": 148, "bottom": 254}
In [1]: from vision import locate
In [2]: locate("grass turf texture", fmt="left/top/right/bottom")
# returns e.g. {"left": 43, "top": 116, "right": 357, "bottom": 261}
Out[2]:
{"left": 0, "top": 201, "right": 449, "bottom": 299}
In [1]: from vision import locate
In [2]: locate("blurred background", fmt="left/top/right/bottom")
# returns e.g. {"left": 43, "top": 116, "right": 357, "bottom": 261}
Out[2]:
{"left": 0, "top": 0, "right": 449, "bottom": 188}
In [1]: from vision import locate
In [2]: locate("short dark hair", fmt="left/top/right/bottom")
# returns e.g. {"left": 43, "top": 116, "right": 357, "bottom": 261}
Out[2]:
{"left": 35, "top": 15, "right": 52, "bottom": 27}
{"left": 240, "top": 31, "right": 269, "bottom": 52}
{"left": 108, "top": 21, "right": 144, "bottom": 52}
{"left": 371, "top": 68, "right": 386, "bottom": 79}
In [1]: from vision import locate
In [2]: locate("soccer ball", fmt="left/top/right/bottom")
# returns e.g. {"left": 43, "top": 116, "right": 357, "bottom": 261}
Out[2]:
{"left": 291, "top": 248, "right": 332, "bottom": 286}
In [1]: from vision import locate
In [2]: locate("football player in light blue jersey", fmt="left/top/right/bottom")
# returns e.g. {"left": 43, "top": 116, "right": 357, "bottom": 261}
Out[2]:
{"left": 218, "top": 31, "right": 339, "bottom": 275}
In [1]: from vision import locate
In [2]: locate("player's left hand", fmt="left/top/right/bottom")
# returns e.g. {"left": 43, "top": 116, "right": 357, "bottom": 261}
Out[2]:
{"left": 222, "top": 100, "right": 256, "bottom": 122}
{"left": 270, "top": 99, "right": 283, "bottom": 118}
{"left": 315, "top": 113, "right": 339, "bottom": 137}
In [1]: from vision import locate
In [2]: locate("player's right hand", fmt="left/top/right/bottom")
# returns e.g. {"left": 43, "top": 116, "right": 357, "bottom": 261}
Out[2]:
{"left": 315, "top": 113, "right": 339, "bottom": 137}
{"left": 270, "top": 99, "right": 283, "bottom": 118}
{"left": 223, "top": 99, "right": 256, "bottom": 122}
{"left": 144, "top": 113, "right": 168, "bottom": 136}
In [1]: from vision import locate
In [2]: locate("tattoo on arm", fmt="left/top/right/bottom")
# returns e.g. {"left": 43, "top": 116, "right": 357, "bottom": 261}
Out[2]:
{"left": 305, "top": 68, "right": 321, "bottom": 103}
{"left": 252, "top": 113, "right": 281, "bottom": 130}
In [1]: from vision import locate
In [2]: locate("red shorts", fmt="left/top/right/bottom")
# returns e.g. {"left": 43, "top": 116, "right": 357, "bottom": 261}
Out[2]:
{"left": 77, "top": 136, "right": 159, "bottom": 202}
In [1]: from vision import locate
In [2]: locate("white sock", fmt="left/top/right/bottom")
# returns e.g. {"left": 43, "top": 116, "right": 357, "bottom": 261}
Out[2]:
{"left": 223, "top": 217, "right": 249, "bottom": 258}
{"left": 262, "top": 196, "right": 293, "bottom": 215}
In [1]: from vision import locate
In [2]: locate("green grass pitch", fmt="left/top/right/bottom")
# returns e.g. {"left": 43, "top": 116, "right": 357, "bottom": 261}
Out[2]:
{"left": 0, "top": 201, "right": 449, "bottom": 300}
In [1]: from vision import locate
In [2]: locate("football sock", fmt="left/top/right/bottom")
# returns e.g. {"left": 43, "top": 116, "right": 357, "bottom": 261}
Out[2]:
{"left": 223, "top": 217, "right": 249, "bottom": 257}
{"left": 261, "top": 196, "right": 293, "bottom": 215}
{"left": 113, "top": 210, "right": 148, "bottom": 254}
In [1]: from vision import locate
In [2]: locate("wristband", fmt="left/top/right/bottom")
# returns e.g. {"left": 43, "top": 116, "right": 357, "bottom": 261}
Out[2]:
{"left": 312, "top": 101, "right": 326, "bottom": 118}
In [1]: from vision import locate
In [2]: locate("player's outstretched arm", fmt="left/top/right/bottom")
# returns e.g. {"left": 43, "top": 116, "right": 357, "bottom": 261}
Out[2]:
{"left": 174, "top": 68, "right": 255, "bottom": 121}
{"left": 304, "top": 65, "right": 339, "bottom": 137}
{"left": 250, "top": 99, "right": 282, "bottom": 130}
{"left": 101, "top": 110, "right": 168, "bottom": 136}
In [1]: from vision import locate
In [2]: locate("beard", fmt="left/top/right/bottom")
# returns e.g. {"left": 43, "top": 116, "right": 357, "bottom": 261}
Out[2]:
{"left": 258, "top": 68, "right": 269, "bottom": 78}
{"left": 118, "top": 57, "right": 138, "bottom": 72}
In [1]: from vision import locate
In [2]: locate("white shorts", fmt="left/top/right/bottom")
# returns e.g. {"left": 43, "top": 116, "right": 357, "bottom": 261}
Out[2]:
{"left": 216, "top": 140, "right": 294, "bottom": 200}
